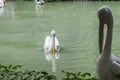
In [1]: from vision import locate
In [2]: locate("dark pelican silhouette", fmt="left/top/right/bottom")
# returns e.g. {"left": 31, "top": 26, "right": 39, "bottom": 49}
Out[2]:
{"left": 97, "top": 6, "right": 120, "bottom": 80}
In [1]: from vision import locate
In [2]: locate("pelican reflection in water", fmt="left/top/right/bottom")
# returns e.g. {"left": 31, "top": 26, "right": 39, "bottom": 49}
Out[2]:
{"left": 44, "top": 30, "right": 60, "bottom": 72}
{"left": 35, "top": 4, "right": 43, "bottom": 14}
{"left": 0, "top": 6, "right": 4, "bottom": 16}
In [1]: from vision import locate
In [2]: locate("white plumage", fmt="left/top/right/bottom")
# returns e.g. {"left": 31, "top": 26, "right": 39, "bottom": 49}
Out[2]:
{"left": 0, "top": 0, "right": 4, "bottom": 8}
{"left": 44, "top": 30, "right": 60, "bottom": 54}
{"left": 35, "top": 0, "right": 44, "bottom": 5}
{"left": 43, "top": 30, "right": 60, "bottom": 72}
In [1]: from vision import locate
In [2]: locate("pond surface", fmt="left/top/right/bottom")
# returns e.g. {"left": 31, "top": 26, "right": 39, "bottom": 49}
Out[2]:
{"left": 0, "top": 1, "right": 120, "bottom": 79}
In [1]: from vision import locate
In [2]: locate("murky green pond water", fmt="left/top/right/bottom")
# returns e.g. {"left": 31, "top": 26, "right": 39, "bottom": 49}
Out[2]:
{"left": 0, "top": 1, "right": 120, "bottom": 79}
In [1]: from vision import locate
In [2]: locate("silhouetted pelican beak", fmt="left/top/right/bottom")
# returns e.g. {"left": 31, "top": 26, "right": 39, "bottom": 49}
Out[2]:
{"left": 98, "top": 7, "right": 107, "bottom": 54}
{"left": 98, "top": 6, "right": 113, "bottom": 54}
{"left": 99, "top": 19, "right": 104, "bottom": 54}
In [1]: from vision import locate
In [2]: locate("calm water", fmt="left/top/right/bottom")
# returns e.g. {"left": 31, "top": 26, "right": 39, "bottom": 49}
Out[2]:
{"left": 0, "top": 1, "right": 120, "bottom": 79}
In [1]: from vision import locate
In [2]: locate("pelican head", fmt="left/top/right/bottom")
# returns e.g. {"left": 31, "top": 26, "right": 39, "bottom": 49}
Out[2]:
{"left": 51, "top": 30, "right": 56, "bottom": 37}
{"left": 98, "top": 6, "right": 113, "bottom": 25}
{"left": 98, "top": 6, "right": 113, "bottom": 54}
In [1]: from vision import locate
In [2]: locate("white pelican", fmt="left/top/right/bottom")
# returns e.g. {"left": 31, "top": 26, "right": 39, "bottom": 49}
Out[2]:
{"left": 97, "top": 6, "right": 120, "bottom": 80}
{"left": 35, "top": 0, "right": 44, "bottom": 5}
{"left": 0, "top": 0, "right": 4, "bottom": 8}
{"left": 44, "top": 30, "right": 60, "bottom": 72}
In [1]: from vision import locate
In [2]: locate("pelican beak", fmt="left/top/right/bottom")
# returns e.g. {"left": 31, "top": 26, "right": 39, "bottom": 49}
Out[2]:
{"left": 99, "top": 20, "right": 104, "bottom": 54}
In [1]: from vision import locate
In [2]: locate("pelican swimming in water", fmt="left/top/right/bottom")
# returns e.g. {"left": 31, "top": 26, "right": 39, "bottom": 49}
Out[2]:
{"left": 44, "top": 30, "right": 60, "bottom": 72}
{"left": 97, "top": 6, "right": 120, "bottom": 80}
{"left": 0, "top": 0, "right": 4, "bottom": 8}
{"left": 35, "top": 0, "right": 44, "bottom": 5}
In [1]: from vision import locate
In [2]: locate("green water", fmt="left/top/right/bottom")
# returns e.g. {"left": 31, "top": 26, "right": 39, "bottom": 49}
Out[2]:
{"left": 0, "top": 1, "right": 120, "bottom": 79}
